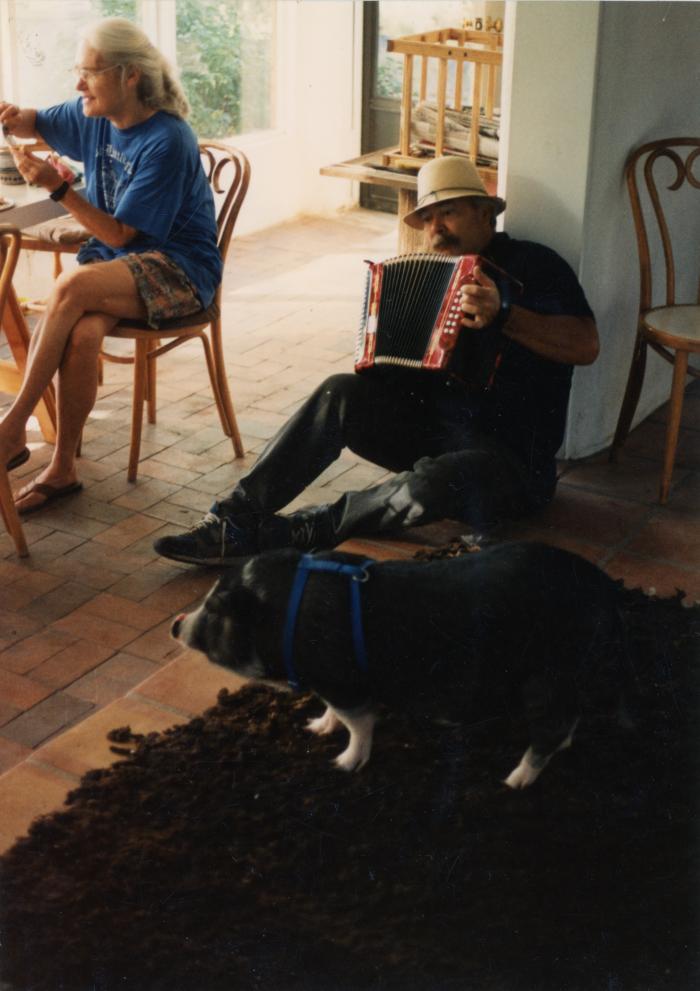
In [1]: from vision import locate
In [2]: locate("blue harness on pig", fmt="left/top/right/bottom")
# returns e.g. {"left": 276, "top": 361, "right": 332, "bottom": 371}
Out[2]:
{"left": 282, "top": 554, "right": 374, "bottom": 691}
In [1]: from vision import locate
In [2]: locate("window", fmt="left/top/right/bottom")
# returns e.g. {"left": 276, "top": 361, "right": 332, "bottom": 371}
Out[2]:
{"left": 375, "top": 1, "right": 489, "bottom": 103}
{"left": 0, "top": 0, "right": 276, "bottom": 140}
{"left": 176, "top": 0, "right": 275, "bottom": 138}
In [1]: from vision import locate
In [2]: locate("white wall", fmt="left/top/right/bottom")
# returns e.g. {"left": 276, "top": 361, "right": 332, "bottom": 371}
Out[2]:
{"left": 499, "top": 1, "right": 601, "bottom": 269}
{"left": 499, "top": 1, "right": 602, "bottom": 459}
{"left": 500, "top": 0, "right": 700, "bottom": 459}
{"left": 570, "top": 0, "right": 700, "bottom": 457}
{"left": 232, "top": 0, "right": 363, "bottom": 236}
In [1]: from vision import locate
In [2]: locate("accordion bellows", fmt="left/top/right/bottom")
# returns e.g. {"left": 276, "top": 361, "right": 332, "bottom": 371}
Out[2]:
{"left": 355, "top": 252, "right": 520, "bottom": 391}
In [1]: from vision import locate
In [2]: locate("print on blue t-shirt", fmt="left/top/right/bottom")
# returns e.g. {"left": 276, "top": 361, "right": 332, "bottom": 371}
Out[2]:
{"left": 98, "top": 142, "right": 135, "bottom": 212}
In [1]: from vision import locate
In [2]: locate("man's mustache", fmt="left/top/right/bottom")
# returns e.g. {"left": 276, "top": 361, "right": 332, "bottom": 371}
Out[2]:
{"left": 431, "top": 234, "right": 459, "bottom": 249}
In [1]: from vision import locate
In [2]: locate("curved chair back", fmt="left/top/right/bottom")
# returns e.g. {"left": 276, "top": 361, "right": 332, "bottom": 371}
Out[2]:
{"left": 104, "top": 142, "right": 251, "bottom": 482}
{"left": 199, "top": 142, "right": 251, "bottom": 277}
{"left": 612, "top": 137, "right": 700, "bottom": 503}
{"left": 625, "top": 137, "right": 700, "bottom": 312}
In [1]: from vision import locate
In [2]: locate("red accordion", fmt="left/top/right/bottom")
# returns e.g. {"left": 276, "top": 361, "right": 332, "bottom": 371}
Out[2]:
{"left": 355, "top": 252, "right": 519, "bottom": 388}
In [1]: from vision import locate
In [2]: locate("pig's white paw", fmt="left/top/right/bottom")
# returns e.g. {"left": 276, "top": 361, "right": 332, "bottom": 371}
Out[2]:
{"left": 330, "top": 708, "right": 375, "bottom": 772}
{"left": 333, "top": 743, "right": 369, "bottom": 772}
{"left": 504, "top": 747, "right": 545, "bottom": 789}
{"left": 306, "top": 707, "right": 341, "bottom": 736}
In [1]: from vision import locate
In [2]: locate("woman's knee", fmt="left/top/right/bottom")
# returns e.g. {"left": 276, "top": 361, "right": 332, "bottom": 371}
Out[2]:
{"left": 50, "top": 266, "right": 106, "bottom": 314}
{"left": 65, "top": 314, "right": 114, "bottom": 357}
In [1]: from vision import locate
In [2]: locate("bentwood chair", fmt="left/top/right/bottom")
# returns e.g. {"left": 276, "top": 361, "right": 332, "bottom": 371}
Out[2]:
{"left": 102, "top": 142, "right": 251, "bottom": 482}
{"left": 610, "top": 137, "right": 700, "bottom": 503}
{"left": 0, "top": 228, "right": 28, "bottom": 556}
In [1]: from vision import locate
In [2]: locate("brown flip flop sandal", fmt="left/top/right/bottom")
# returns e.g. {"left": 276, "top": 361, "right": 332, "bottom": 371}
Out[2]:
{"left": 16, "top": 480, "right": 83, "bottom": 516}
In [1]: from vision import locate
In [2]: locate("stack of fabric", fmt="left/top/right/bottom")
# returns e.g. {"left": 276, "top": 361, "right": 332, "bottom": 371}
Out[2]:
{"left": 410, "top": 102, "right": 500, "bottom": 166}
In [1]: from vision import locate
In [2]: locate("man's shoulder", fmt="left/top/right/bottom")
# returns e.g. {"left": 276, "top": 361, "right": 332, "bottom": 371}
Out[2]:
{"left": 489, "top": 232, "right": 569, "bottom": 267}
{"left": 488, "top": 232, "right": 593, "bottom": 320}
{"left": 488, "top": 232, "right": 583, "bottom": 286}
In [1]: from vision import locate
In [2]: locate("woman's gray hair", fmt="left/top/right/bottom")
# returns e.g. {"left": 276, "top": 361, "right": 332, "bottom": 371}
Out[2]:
{"left": 82, "top": 18, "right": 189, "bottom": 119}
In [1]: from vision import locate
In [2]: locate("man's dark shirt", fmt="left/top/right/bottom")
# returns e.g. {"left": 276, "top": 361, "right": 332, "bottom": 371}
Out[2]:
{"left": 449, "top": 231, "right": 594, "bottom": 502}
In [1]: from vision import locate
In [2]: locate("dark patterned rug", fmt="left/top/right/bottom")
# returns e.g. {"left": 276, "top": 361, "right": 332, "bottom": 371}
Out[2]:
{"left": 0, "top": 576, "right": 698, "bottom": 991}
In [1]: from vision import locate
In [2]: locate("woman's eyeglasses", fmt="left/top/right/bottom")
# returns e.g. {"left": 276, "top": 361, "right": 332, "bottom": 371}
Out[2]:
{"left": 71, "top": 65, "right": 122, "bottom": 82}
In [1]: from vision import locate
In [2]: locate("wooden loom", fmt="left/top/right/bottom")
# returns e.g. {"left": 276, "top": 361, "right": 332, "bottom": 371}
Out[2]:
{"left": 381, "top": 26, "right": 503, "bottom": 193}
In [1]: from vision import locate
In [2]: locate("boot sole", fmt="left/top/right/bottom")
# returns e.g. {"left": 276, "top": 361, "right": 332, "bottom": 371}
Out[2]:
{"left": 155, "top": 547, "right": 243, "bottom": 566}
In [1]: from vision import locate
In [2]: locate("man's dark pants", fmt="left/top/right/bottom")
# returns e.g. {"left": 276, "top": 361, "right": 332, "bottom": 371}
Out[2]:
{"left": 213, "top": 371, "right": 538, "bottom": 547}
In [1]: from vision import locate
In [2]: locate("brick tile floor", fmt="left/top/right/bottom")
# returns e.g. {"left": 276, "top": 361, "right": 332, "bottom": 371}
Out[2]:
{"left": 1, "top": 208, "right": 699, "bottom": 853}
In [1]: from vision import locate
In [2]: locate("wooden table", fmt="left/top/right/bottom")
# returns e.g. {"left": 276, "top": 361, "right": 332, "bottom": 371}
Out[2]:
{"left": 320, "top": 149, "right": 426, "bottom": 254}
{"left": 321, "top": 148, "right": 498, "bottom": 255}
{"left": 0, "top": 181, "right": 64, "bottom": 442}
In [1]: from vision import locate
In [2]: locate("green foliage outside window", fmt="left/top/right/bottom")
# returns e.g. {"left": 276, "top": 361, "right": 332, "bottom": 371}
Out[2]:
{"left": 95, "top": 0, "right": 273, "bottom": 140}
{"left": 376, "top": 52, "right": 404, "bottom": 99}
{"left": 176, "top": 0, "right": 243, "bottom": 138}
{"left": 95, "top": 0, "right": 138, "bottom": 22}
{"left": 176, "top": 0, "right": 273, "bottom": 139}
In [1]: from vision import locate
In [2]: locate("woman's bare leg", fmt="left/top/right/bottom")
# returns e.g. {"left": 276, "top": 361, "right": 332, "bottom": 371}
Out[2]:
{"left": 52, "top": 312, "right": 119, "bottom": 475}
{"left": 12, "top": 312, "right": 122, "bottom": 511}
{"left": 0, "top": 258, "right": 147, "bottom": 498}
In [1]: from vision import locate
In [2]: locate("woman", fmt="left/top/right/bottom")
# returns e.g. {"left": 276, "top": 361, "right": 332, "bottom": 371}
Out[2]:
{"left": 0, "top": 18, "right": 221, "bottom": 513}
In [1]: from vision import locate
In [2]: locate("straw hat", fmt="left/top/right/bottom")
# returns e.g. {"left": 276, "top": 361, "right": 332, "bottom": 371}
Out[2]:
{"left": 403, "top": 156, "right": 506, "bottom": 230}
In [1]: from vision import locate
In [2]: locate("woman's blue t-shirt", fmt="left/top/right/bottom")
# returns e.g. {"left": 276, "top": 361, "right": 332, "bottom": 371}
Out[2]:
{"left": 35, "top": 98, "right": 222, "bottom": 307}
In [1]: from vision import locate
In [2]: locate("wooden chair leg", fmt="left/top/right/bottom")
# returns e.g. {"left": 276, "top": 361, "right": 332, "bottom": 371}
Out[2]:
{"left": 209, "top": 319, "right": 244, "bottom": 458}
{"left": 0, "top": 469, "right": 28, "bottom": 557}
{"left": 4, "top": 291, "right": 57, "bottom": 443}
{"left": 659, "top": 349, "right": 689, "bottom": 504}
{"left": 146, "top": 337, "right": 159, "bottom": 424}
{"left": 610, "top": 332, "right": 647, "bottom": 461}
{"left": 200, "top": 332, "right": 244, "bottom": 459}
{"left": 128, "top": 338, "right": 149, "bottom": 483}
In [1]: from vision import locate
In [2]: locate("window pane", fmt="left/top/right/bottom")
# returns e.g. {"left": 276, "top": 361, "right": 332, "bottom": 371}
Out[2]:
{"left": 11, "top": 0, "right": 137, "bottom": 109}
{"left": 376, "top": 1, "right": 482, "bottom": 101}
{"left": 175, "top": 0, "right": 275, "bottom": 139}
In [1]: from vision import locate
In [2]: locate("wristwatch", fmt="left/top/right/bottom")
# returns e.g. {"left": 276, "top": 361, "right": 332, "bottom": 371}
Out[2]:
{"left": 49, "top": 181, "right": 70, "bottom": 202}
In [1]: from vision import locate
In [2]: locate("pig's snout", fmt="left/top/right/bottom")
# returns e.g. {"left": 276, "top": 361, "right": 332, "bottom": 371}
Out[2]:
{"left": 171, "top": 613, "right": 186, "bottom": 639}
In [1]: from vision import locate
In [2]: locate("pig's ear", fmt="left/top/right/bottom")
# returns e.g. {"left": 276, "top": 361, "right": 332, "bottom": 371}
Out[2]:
{"left": 204, "top": 580, "right": 228, "bottom": 616}
{"left": 207, "top": 583, "right": 259, "bottom": 618}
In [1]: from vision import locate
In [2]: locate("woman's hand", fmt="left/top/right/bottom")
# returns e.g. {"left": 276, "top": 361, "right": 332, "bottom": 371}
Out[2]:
{"left": 9, "top": 145, "right": 64, "bottom": 193}
{"left": 0, "top": 102, "right": 22, "bottom": 135}
{"left": 0, "top": 103, "right": 38, "bottom": 140}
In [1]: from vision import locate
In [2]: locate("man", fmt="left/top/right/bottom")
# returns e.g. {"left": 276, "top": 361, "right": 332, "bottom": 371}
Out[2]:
{"left": 154, "top": 156, "right": 598, "bottom": 565}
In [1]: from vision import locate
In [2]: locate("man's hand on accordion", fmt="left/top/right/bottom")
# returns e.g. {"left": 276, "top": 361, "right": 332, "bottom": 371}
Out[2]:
{"left": 460, "top": 266, "right": 500, "bottom": 330}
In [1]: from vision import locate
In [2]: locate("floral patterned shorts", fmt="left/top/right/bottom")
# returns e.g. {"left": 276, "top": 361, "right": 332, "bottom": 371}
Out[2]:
{"left": 121, "top": 251, "right": 202, "bottom": 329}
